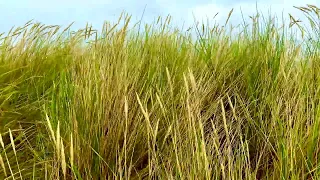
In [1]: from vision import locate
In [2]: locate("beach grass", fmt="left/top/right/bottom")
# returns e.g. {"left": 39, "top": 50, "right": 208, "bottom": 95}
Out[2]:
{"left": 0, "top": 4, "right": 320, "bottom": 179}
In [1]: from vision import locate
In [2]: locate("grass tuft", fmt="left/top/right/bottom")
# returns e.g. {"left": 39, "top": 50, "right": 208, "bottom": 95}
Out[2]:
{"left": 0, "top": 4, "right": 320, "bottom": 179}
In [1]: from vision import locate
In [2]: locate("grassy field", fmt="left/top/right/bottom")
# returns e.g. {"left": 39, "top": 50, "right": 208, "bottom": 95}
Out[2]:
{"left": 0, "top": 5, "right": 320, "bottom": 180}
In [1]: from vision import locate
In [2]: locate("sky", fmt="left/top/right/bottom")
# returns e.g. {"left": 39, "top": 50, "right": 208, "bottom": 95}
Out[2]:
{"left": 0, "top": 0, "right": 319, "bottom": 36}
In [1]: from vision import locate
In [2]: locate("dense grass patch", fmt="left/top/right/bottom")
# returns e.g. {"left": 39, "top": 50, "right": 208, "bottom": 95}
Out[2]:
{"left": 0, "top": 5, "right": 320, "bottom": 179}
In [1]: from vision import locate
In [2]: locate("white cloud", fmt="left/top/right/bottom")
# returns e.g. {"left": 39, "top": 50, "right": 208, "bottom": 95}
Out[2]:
{"left": 190, "top": 0, "right": 320, "bottom": 26}
{"left": 185, "top": 0, "right": 320, "bottom": 41}
{"left": 0, "top": 0, "right": 319, "bottom": 37}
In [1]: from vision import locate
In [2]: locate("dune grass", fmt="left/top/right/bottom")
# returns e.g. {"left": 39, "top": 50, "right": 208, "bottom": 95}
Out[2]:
{"left": 0, "top": 4, "right": 320, "bottom": 180}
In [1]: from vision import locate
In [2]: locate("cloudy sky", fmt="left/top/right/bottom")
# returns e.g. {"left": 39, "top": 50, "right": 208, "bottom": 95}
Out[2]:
{"left": 0, "top": 0, "right": 319, "bottom": 34}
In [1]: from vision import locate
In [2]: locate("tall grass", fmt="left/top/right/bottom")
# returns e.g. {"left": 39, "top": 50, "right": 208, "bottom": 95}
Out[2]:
{"left": 0, "top": 4, "right": 320, "bottom": 179}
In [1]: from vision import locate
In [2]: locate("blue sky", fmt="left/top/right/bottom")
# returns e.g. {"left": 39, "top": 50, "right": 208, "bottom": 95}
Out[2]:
{"left": 0, "top": 0, "right": 319, "bottom": 34}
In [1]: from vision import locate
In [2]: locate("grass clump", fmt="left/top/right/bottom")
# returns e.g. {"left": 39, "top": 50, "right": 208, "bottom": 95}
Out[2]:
{"left": 0, "top": 4, "right": 320, "bottom": 180}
